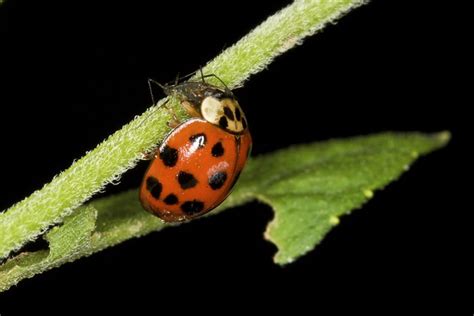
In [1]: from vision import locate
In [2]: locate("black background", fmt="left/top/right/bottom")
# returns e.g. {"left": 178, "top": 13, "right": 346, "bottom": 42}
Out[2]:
{"left": 0, "top": 0, "right": 469, "bottom": 312}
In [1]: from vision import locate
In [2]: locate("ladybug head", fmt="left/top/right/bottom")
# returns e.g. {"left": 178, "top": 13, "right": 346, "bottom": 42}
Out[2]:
{"left": 165, "top": 80, "right": 248, "bottom": 135}
{"left": 200, "top": 87, "right": 248, "bottom": 134}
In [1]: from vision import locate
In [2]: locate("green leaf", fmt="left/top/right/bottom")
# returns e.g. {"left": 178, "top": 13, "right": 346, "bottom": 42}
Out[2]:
{"left": 0, "top": 192, "right": 172, "bottom": 292}
{"left": 0, "top": 0, "right": 367, "bottom": 262}
{"left": 247, "top": 131, "right": 450, "bottom": 264}
{"left": 0, "top": 132, "right": 449, "bottom": 291}
{"left": 0, "top": 206, "right": 97, "bottom": 291}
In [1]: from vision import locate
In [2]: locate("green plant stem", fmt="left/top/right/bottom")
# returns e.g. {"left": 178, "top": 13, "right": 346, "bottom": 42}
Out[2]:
{"left": 0, "top": 0, "right": 366, "bottom": 260}
{"left": 0, "top": 132, "right": 449, "bottom": 292}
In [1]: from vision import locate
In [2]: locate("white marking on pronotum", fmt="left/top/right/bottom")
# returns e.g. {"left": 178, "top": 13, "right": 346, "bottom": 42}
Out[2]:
{"left": 201, "top": 96, "right": 223, "bottom": 125}
{"left": 201, "top": 96, "right": 246, "bottom": 133}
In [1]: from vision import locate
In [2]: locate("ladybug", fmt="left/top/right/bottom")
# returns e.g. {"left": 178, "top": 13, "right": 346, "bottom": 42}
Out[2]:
{"left": 139, "top": 75, "right": 252, "bottom": 222}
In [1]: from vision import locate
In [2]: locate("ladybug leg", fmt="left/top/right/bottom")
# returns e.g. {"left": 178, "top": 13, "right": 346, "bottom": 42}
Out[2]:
{"left": 181, "top": 100, "right": 201, "bottom": 118}
{"left": 158, "top": 101, "right": 180, "bottom": 128}
{"left": 148, "top": 78, "right": 185, "bottom": 127}
{"left": 139, "top": 102, "right": 179, "bottom": 160}
{"left": 141, "top": 148, "right": 159, "bottom": 160}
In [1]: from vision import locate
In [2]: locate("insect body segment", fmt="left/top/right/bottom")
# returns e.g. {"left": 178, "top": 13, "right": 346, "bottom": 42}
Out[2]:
{"left": 139, "top": 74, "right": 252, "bottom": 222}
{"left": 164, "top": 81, "right": 248, "bottom": 135}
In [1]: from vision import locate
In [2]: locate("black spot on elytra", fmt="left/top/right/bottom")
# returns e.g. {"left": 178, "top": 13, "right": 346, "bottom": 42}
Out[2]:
{"left": 219, "top": 116, "right": 228, "bottom": 129}
{"left": 159, "top": 145, "right": 178, "bottom": 167}
{"left": 189, "top": 133, "right": 207, "bottom": 148}
{"left": 242, "top": 117, "right": 247, "bottom": 129}
{"left": 181, "top": 200, "right": 205, "bottom": 215}
{"left": 177, "top": 171, "right": 198, "bottom": 189}
{"left": 224, "top": 106, "right": 235, "bottom": 120}
{"left": 211, "top": 142, "right": 224, "bottom": 157}
{"left": 209, "top": 171, "right": 227, "bottom": 190}
{"left": 146, "top": 176, "right": 162, "bottom": 199}
{"left": 235, "top": 107, "right": 242, "bottom": 121}
{"left": 164, "top": 193, "right": 179, "bottom": 205}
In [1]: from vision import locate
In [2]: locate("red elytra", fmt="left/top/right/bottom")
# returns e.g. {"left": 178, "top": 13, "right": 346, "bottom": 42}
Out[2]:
{"left": 139, "top": 79, "right": 252, "bottom": 222}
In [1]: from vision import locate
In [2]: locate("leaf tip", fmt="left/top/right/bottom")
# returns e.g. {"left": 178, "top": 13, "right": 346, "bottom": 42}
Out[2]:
{"left": 433, "top": 131, "right": 451, "bottom": 146}
{"left": 274, "top": 253, "right": 295, "bottom": 266}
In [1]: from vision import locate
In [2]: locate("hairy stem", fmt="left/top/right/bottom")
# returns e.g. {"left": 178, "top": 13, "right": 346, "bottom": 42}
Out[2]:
{"left": 0, "top": 0, "right": 367, "bottom": 260}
